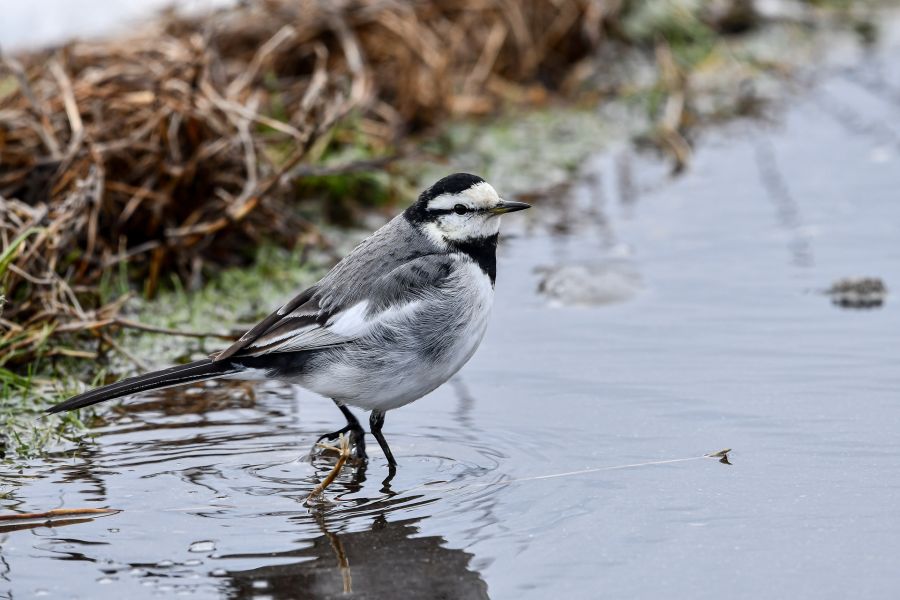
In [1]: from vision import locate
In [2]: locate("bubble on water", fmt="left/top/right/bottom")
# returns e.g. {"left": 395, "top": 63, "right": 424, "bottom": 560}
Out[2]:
{"left": 156, "top": 560, "right": 175, "bottom": 568}
{"left": 211, "top": 568, "right": 228, "bottom": 577}
{"left": 189, "top": 540, "right": 216, "bottom": 553}
{"left": 184, "top": 559, "right": 202, "bottom": 566}
{"left": 252, "top": 580, "right": 270, "bottom": 589}
{"left": 96, "top": 577, "right": 115, "bottom": 584}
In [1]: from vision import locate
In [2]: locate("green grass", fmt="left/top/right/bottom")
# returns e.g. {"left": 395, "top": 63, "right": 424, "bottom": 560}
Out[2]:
{"left": 0, "top": 360, "right": 99, "bottom": 461}
{"left": 138, "top": 245, "right": 322, "bottom": 333}
{"left": 1, "top": 244, "right": 328, "bottom": 461}
{"left": 0, "top": 228, "right": 45, "bottom": 321}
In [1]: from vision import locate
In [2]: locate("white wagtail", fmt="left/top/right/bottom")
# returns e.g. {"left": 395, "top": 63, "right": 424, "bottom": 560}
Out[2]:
{"left": 47, "top": 173, "right": 530, "bottom": 469}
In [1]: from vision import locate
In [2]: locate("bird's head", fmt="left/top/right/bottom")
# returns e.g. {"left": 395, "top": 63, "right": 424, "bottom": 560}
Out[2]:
{"left": 405, "top": 173, "right": 530, "bottom": 245}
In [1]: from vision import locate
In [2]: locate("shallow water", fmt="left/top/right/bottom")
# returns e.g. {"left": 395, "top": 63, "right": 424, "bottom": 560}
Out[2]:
{"left": 4, "top": 13, "right": 900, "bottom": 600}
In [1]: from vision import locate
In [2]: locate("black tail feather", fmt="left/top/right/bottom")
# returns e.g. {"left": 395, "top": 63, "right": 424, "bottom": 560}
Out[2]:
{"left": 46, "top": 359, "right": 238, "bottom": 414}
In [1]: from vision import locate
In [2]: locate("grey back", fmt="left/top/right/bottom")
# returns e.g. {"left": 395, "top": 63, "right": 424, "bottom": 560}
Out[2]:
{"left": 215, "top": 214, "right": 443, "bottom": 360}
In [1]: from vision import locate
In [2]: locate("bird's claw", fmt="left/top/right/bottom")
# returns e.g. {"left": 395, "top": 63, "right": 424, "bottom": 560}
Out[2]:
{"left": 316, "top": 425, "right": 351, "bottom": 444}
{"left": 311, "top": 426, "right": 367, "bottom": 462}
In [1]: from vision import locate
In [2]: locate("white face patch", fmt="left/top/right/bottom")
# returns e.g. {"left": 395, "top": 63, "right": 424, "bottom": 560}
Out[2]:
{"left": 422, "top": 181, "right": 503, "bottom": 243}
{"left": 426, "top": 181, "right": 500, "bottom": 211}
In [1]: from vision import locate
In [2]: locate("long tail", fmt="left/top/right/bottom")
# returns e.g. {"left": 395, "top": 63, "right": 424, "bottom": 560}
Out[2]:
{"left": 46, "top": 359, "right": 240, "bottom": 414}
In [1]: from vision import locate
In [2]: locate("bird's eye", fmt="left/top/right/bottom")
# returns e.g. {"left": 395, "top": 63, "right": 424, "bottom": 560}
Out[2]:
{"left": 453, "top": 204, "right": 468, "bottom": 215}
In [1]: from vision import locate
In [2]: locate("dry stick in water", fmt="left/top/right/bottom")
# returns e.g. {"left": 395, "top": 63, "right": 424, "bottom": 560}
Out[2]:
{"left": 0, "top": 507, "right": 120, "bottom": 532}
{"left": 0, "top": 508, "right": 120, "bottom": 522}
{"left": 0, "top": 510, "right": 119, "bottom": 533}
{"left": 414, "top": 449, "right": 734, "bottom": 495}
{"left": 308, "top": 434, "right": 352, "bottom": 502}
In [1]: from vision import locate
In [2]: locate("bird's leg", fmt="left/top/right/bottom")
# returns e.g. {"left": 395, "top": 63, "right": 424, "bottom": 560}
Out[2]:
{"left": 369, "top": 410, "right": 397, "bottom": 468}
{"left": 316, "top": 400, "right": 367, "bottom": 460}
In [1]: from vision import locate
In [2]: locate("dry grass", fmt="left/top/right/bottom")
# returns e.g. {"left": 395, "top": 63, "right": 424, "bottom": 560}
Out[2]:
{"left": 0, "top": 0, "right": 622, "bottom": 368}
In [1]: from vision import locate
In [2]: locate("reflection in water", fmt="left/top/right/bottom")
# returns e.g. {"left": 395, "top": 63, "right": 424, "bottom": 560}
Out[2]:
{"left": 450, "top": 378, "right": 477, "bottom": 440}
{"left": 0, "top": 551, "right": 9, "bottom": 584}
{"left": 223, "top": 514, "right": 489, "bottom": 600}
{"left": 754, "top": 136, "right": 815, "bottom": 268}
{"left": 0, "top": 376, "right": 509, "bottom": 598}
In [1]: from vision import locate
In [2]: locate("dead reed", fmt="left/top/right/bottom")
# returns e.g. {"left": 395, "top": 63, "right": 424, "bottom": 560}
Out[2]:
{"left": 0, "top": 0, "right": 621, "bottom": 368}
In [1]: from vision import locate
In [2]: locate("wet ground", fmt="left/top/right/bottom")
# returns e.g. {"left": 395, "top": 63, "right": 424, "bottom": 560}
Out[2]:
{"left": 4, "top": 9, "right": 900, "bottom": 600}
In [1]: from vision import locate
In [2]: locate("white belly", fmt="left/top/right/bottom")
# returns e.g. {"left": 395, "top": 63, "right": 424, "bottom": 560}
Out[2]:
{"left": 299, "top": 261, "right": 494, "bottom": 411}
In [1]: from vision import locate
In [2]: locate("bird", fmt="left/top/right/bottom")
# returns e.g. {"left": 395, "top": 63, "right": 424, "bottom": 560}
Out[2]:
{"left": 46, "top": 173, "right": 530, "bottom": 470}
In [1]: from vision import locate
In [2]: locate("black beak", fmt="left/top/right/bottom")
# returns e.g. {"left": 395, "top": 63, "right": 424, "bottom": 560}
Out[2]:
{"left": 490, "top": 200, "right": 531, "bottom": 215}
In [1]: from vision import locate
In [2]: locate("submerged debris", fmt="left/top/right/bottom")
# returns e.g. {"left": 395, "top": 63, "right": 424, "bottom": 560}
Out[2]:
{"left": 705, "top": 448, "right": 732, "bottom": 465}
{"left": 537, "top": 262, "right": 641, "bottom": 306}
{"left": 307, "top": 433, "right": 351, "bottom": 507}
{"left": 824, "top": 277, "right": 887, "bottom": 309}
{"left": 0, "top": 507, "right": 120, "bottom": 532}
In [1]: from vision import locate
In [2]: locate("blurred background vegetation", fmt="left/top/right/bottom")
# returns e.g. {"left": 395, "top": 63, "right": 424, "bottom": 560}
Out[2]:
{"left": 0, "top": 0, "right": 879, "bottom": 456}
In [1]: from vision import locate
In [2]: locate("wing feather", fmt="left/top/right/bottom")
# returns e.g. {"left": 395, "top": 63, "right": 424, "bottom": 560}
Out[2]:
{"left": 213, "top": 287, "right": 320, "bottom": 361}
{"left": 213, "top": 254, "right": 457, "bottom": 360}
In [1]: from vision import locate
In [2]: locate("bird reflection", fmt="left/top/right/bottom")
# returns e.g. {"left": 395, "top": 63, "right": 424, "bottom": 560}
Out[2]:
{"left": 2, "top": 372, "right": 498, "bottom": 599}
{"left": 222, "top": 512, "right": 489, "bottom": 600}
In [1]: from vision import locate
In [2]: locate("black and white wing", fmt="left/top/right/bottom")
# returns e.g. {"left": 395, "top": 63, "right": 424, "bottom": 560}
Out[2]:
{"left": 214, "top": 254, "right": 456, "bottom": 361}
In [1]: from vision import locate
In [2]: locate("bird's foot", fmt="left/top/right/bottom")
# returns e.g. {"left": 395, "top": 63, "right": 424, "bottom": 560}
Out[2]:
{"left": 316, "top": 425, "right": 351, "bottom": 445}
{"left": 312, "top": 426, "right": 367, "bottom": 463}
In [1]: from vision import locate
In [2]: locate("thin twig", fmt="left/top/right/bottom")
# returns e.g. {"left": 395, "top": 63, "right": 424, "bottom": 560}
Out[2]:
{"left": 226, "top": 24, "right": 297, "bottom": 98}
{"left": 98, "top": 331, "right": 150, "bottom": 371}
{"left": 308, "top": 434, "right": 351, "bottom": 501}
{"left": 48, "top": 59, "right": 85, "bottom": 157}
{"left": 412, "top": 449, "right": 734, "bottom": 494}
{"left": 0, "top": 508, "right": 120, "bottom": 533}
{"left": 113, "top": 317, "right": 233, "bottom": 340}
{"left": 0, "top": 508, "right": 120, "bottom": 522}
